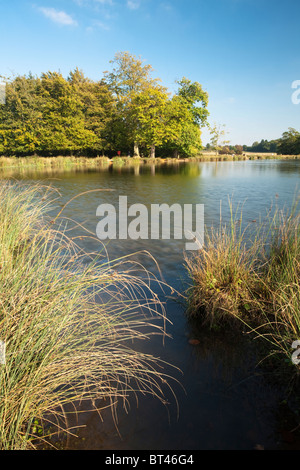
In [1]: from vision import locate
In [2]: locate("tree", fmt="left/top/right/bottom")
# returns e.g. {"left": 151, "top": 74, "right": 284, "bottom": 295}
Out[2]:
{"left": 0, "top": 56, "right": 211, "bottom": 159}
{"left": 176, "top": 77, "right": 209, "bottom": 127}
{"left": 68, "top": 68, "right": 115, "bottom": 155}
{"left": 131, "top": 85, "right": 169, "bottom": 158}
{"left": 38, "top": 71, "right": 92, "bottom": 155}
{"left": 245, "top": 139, "right": 278, "bottom": 153}
{"left": 209, "top": 123, "right": 229, "bottom": 154}
{"left": 277, "top": 128, "right": 300, "bottom": 155}
{"left": 104, "top": 51, "right": 169, "bottom": 157}
{"left": 234, "top": 144, "right": 243, "bottom": 155}
{"left": 161, "top": 96, "right": 198, "bottom": 157}
{"left": 0, "top": 74, "right": 46, "bottom": 155}
{"left": 161, "top": 78, "right": 209, "bottom": 158}
{"left": 0, "top": 70, "right": 116, "bottom": 157}
{"left": 219, "top": 145, "right": 230, "bottom": 155}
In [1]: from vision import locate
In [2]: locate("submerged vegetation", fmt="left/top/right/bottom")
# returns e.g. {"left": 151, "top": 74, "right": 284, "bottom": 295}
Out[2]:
{"left": 0, "top": 181, "right": 177, "bottom": 450}
{"left": 185, "top": 197, "right": 300, "bottom": 385}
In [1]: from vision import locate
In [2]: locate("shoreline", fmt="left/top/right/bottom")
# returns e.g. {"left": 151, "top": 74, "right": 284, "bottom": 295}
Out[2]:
{"left": 0, "top": 152, "right": 299, "bottom": 171}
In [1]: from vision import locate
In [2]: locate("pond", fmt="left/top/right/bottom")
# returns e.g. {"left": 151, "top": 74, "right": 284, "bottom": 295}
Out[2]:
{"left": 2, "top": 158, "right": 300, "bottom": 450}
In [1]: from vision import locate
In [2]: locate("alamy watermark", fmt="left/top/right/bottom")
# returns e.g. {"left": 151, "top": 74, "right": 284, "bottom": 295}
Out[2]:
{"left": 291, "top": 340, "right": 300, "bottom": 365}
{"left": 291, "top": 80, "right": 300, "bottom": 105}
{"left": 96, "top": 196, "right": 204, "bottom": 251}
{"left": 0, "top": 82, "right": 6, "bottom": 105}
{"left": 0, "top": 340, "right": 6, "bottom": 365}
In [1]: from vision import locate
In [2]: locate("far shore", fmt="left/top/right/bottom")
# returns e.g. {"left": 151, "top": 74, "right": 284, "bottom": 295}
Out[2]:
{"left": 0, "top": 152, "right": 298, "bottom": 171}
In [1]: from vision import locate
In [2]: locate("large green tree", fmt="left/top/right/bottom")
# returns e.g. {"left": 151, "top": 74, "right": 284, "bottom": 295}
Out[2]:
{"left": 176, "top": 77, "right": 209, "bottom": 126}
{"left": 0, "top": 70, "right": 115, "bottom": 156}
{"left": 277, "top": 128, "right": 300, "bottom": 155}
{"left": 130, "top": 85, "right": 170, "bottom": 158}
{"left": 38, "top": 71, "right": 98, "bottom": 155}
{"left": 104, "top": 51, "right": 170, "bottom": 157}
{"left": 67, "top": 68, "right": 115, "bottom": 155}
{"left": 0, "top": 54, "right": 210, "bottom": 158}
{"left": 160, "top": 78, "right": 209, "bottom": 158}
{"left": 0, "top": 74, "right": 44, "bottom": 155}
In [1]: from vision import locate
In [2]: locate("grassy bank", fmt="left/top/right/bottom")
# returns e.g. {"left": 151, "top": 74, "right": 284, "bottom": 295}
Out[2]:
{"left": 0, "top": 181, "right": 176, "bottom": 450}
{"left": 185, "top": 197, "right": 300, "bottom": 385}
{"left": 0, "top": 155, "right": 111, "bottom": 170}
{"left": 0, "top": 153, "right": 299, "bottom": 171}
{"left": 194, "top": 152, "right": 300, "bottom": 162}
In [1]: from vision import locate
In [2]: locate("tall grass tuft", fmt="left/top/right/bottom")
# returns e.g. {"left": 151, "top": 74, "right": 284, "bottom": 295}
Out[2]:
{"left": 185, "top": 195, "right": 300, "bottom": 379}
{"left": 251, "top": 199, "right": 300, "bottom": 373}
{"left": 0, "top": 181, "right": 177, "bottom": 450}
{"left": 184, "top": 201, "right": 263, "bottom": 329}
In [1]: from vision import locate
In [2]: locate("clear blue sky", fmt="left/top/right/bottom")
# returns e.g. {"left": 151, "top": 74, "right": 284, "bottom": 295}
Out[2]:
{"left": 1, "top": 0, "right": 299, "bottom": 145}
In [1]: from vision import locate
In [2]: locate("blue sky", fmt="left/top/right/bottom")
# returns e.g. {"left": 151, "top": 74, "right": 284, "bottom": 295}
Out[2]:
{"left": 0, "top": 0, "right": 299, "bottom": 145}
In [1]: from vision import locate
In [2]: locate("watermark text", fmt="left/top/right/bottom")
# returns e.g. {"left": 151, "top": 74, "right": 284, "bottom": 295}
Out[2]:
{"left": 291, "top": 80, "right": 300, "bottom": 105}
{"left": 292, "top": 340, "right": 300, "bottom": 365}
{"left": 96, "top": 196, "right": 204, "bottom": 251}
{"left": 0, "top": 340, "right": 6, "bottom": 365}
{"left": 0, "top": 83, "right": 6, "bottom": 105}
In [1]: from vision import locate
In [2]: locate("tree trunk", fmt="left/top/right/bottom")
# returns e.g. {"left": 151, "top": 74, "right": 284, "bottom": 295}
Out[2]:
{"left": 174, "top": 149, "right": 179, "bottom": 159}
{"left": 133, "top": 142, "right": 140, "bottom": 157}
{"left": 150, "top": 144, "right": 155, "bottom": 159}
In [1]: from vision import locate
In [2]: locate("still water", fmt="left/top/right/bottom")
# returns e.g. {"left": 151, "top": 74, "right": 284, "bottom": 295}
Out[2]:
{"left": 3, "top": 158, "right": 300, "bottom": 450}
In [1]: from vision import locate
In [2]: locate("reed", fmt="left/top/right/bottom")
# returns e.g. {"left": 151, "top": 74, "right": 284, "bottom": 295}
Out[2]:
{"left": 0, "top": 181, "right": 176, "bottom": 450}
{"left": 250, "top": 200, "right": 300, "bottom": 373}
{"left": 185, "top": 196, "right": 300, "bottom": 378}
{"left": 0, "top": 156, "right": 111, "bottom": 169}
{"left": 185, "top": 200, "right": 263, "bottom": 328}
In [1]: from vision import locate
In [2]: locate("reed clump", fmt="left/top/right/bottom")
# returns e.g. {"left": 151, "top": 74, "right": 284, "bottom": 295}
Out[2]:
{"left": 253, "top": 202, "right": 300, "bottom": 371}
{"left": 0, "top": 156, "right": 111, "bottom": 169}
{"left": 185, "top": 196, "right": 300, "bottom": 377}
{"left": 0, "top": 181, "right": 176, "bottom": 450}
{"left": 185, "top": 202, "right": 263, "bottom": 329}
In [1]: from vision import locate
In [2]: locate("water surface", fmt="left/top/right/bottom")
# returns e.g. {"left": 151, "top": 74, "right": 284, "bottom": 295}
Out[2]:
{"left": 2, "top": 159, "right": 299, "bottom": 450}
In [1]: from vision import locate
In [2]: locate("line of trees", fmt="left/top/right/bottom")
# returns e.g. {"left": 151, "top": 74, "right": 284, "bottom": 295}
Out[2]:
{"left": 244, "top": 129, "right": 300, "bottom": 155}
{"left": 0, "top": 52, "right": 209, "bottom": 158}
{"left": 243, "top": 127, "right": 300, "bottom": 155}
{"left": 206, "top": 128, "right": 300, "bottom": 156}
{"left": 243, "top": 139, "right": 278, "bottom": 153}
{"left": 276, "top": 128, "right": 300, "bottom": 155}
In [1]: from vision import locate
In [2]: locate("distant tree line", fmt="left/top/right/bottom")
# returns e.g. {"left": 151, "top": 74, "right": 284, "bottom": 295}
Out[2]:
{"left": 243, "top": 139, "right": 278, "bottom": 153}
{"left": 276, "top": 128, "right": 300, "bottom": 155}
{"left": 244, "top": 129, "right": 300, "bottom": 155}
{"left": 0, "top": 52, "right": 209, "bottom": 159}
{"left": 206, "top": 128, "right": 300, "bottom": 156}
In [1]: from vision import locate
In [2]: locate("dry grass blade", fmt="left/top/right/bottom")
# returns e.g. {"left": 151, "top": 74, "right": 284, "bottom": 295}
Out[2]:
{"left": 0, "top": 181, "right": 180, "bottom": 450}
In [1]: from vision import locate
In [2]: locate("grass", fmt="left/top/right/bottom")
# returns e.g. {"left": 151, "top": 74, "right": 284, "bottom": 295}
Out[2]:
{"left": 185, "top": 196, "right": 300, "bottom": 382}
{"left": 0, "top": 155, "right": 111, "bottom": 170}
{"left": 198, "top": 151, "right": 300, "bottom": 161}
{"left": 184, "top": 200, "right": 263, "bottom": 328}
{"left": 251, "top": 202, "right": 300, "bottom": 375}
{"left": 0, "top": 181, "right": 177, "bottom": 450}
{"left": 0, "top": 153, "right": 298, "bottom": 172}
